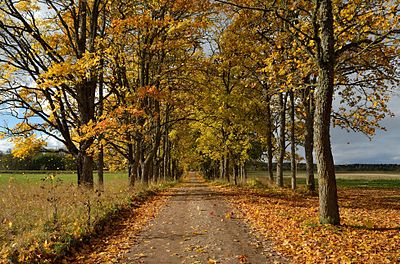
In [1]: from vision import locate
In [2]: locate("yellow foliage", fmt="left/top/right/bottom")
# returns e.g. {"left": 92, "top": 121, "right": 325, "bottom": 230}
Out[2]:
{"left": 11, "top": 134, "right": 47, "bottom": 159}
{"left": 14, "top": 0, "right": 40, "bottom": 12}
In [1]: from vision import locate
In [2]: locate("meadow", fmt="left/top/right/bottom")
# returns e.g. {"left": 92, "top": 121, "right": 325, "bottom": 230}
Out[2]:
{"left": 0, "top": 171, "right": 173, "bottom": 263}
{"left": 246, "top": 170, "right": 400, "bottom": 188}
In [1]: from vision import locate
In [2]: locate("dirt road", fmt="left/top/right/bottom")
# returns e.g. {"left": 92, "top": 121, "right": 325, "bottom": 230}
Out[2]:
{"left": 122, "top": 173, "right": 286, "bottom": 264}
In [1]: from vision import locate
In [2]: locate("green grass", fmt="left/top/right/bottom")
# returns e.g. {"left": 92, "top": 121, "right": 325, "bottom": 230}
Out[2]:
{"left": 0, "top": 171, "right": 127, "bottom": 185}
{"left": 247, "top": 170, "right": 400, "bottom": 189}
{"left": 335, "top": 178, "right": 400, "bottom": 188}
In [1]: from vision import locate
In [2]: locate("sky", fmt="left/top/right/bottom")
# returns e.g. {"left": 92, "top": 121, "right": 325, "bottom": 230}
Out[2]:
{"left": 330, "top": 96, "right": 400, "bottom": 164}
{"left": 0, "top": 96, "right": 399, "bottom": 164}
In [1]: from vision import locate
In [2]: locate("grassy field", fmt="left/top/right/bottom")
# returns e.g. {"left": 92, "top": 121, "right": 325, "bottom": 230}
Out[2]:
{"left": 247, "top": 170, "right": 400, "bottom": 188}
{"left": 0, "top": 171, "right": 173, "bottom": 263}
{"left": 0, "top": 171, "right": 127, "bottom": 185}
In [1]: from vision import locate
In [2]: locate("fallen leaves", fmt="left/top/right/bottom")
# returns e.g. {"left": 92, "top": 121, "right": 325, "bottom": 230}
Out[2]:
{"left": 213, "top": 185, "right": 400, "bottom": 263}
{"left": 208, "top": 258, "right": 217, "bottom": 264}
{"left": 237, "top": 254, "right": 248, "bottom": 263}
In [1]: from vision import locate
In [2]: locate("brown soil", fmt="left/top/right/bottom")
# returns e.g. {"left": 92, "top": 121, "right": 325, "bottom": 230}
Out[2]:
{"left": 122, "top": 173, "right": 287, "bottom": 264}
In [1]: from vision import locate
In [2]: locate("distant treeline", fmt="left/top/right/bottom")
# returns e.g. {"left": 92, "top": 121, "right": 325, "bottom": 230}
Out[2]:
{"left": 247, "top": 160, "right": 400, "bottom": 172}
{"left": 0, "top": 152, "right": 76, "bottom": 171}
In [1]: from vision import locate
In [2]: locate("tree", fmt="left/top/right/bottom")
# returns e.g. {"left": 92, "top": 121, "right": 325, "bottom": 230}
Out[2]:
{"left": 276, "top": 92, "right": 287, "bottom": 187}
{"left": 215, "top": 0, "right": 399, "bottom": 224}
{"left": 301, "top": 77, "right": 316, "bottom": 192}
{"left": 86, "top": 0, "right": 213, "bottom": 186}
{"left": 0, "top": 0, "right": 107, "bottom": 188}
{"left": 313, "top": 0, "right": 340, "bottom": 225}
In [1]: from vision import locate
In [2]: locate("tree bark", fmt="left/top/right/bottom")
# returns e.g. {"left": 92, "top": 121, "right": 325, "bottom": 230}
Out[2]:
{"left": 98, "top": 144, "right": 104, "bottom": 190}
{"left": 141, "top": 110, "right": 162, "bottom": 186}
{"left": 128, "top": 159, "right": 136, "bottom": 187}
{"left": 266, "top": 94, "right": 274, "bottom": 182}
{"left": 128, "top": 141, "right": 139, "bottom": 187}
{"left": 220, "top": 157, "right": 225, "bottom": 179}
{"left": 314, "top": 0, "right": 340, "bottom": 225}
{"left": 290, "top": 91, "right": 296, "bottom": 190}
{"left": 77, "top": 152, "right": 94, "bottom": 188}
{"left": 172, "top": 159, "right": 177, "bottom": 180}
{"left": 224, "top": 155, "right": 230, "bottom": 182}
{"left": 276, "top": 92, "right": 287, "bottom": 187}
{"left": 303, "top": 85, "right": 315, "bottom": 192}
{"left": 97, "top": 55, "right": 105, "bottom": 191}
{"left": 233, "top": 164, "right": 239, "bottom": 185}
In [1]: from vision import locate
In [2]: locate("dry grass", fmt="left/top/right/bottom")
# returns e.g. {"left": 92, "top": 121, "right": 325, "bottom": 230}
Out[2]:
{"left": 0, "top": 174, "right": 172, "bottom": 263}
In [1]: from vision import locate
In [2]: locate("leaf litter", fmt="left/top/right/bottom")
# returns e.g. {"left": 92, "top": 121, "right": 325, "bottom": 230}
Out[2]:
{"left": 213, "top": 185, "right": 400, "bottom": 263}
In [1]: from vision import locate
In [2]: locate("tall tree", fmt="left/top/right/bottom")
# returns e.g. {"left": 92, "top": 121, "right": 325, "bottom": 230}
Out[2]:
{"left": 313, "top": 0, "right": 339, "bottom": 224}
{"left": 216, "top": 0, "right": 399, "bottom": 225}
{"left": 0, "top": 0, "right": 106, "bottom": 187}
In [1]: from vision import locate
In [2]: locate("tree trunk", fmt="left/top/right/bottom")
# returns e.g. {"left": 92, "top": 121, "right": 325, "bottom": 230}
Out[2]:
{"left": 149, "top": 158, "right": 154, "bottom": 183}
{"left": 214, "top": 161, "right": 219, "bottom": 179}
{"left": 142, "top": 113, "right": 162, "bottom": 186}
{"left": 97, "top": 57, "right": 104, "bottom": 191}
{"left": 266, "top": 95, "right": 274, "bottom": 181}
{"left": 163, "top": 134, "right": 168, "bottom": 181}
{"left": 163, "top": 105, "right": 170, "bottom": 181}
{"left": 127, "top": 141, "right": 137, "bottom": 187}
{"left": 172, "top": 159, "right": 177, "bottom": 180}
{"left": 77, "top": 152, "right": 94, "bottom": 188}
{"left": 303, "top": 85, "right": 315, "bottom": 192}
{"left": 233, "top": 164, "right": 239, "bottom": 185}
{"left": 141, "top": 160, "right": 150, "bottom": 185}
{"left": 314, "top": 0, "right": 340, "bottom": 225}
{"left": 224, "top": 155, "right": 230, "bottom": 182}
{"left": 240, "top": 164, "right": 245, "bottom": 183}
{"left": 220, "top": 157, "right": 225, "bottom": 179}
{"left": 290, "top": 91, "right": 296, "bottom": 190}
{"left": 98, "top": 144, "right": 104, "bottom": 190}
{"left": 276, "top": 92, "right": 287, "bottom": 187}
{"left": 128, "top": 158, "right": 136, "bottom": 187}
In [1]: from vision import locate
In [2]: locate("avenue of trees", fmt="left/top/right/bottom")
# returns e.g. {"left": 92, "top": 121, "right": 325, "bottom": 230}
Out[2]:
{"left": 0, "top": 0, "right": 398, "bottom": 225}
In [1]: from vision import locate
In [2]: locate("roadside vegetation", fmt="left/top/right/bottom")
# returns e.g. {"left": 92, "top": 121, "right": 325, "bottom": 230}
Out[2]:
{"left": 0, "top": 172, "right": 175, "bottom": 263}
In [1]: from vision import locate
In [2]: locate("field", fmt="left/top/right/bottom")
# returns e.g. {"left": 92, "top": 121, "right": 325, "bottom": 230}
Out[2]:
{"left": 247, "top": 170, "right": 400, "bottom": 188}
{"left": 0, "top": 171, "right": 173, "bottom": 263}
{"left": 0, "top": 171, "right": 126, "bottom": 185}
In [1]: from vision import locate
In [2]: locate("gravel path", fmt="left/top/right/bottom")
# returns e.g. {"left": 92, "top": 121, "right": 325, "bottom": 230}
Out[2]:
{"left": 122, "top": 173, "right": 287, "bottom": 264}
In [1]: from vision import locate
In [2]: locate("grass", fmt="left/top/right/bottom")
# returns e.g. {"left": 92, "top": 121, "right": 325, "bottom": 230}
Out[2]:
{"left": 0, "top": 171, "right": 126, "bottom": 185}
{"left": 0, "top": 171, "right": 175, "bottom": 263}
{"left": 246, "top": 170, "right": 400, "bottom": 189}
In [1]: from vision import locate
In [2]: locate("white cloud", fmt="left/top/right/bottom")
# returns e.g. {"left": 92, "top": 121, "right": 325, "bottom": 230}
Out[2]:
{"left": 0, "top": 139, "right": 13, "bottom": 152}
{"left": 41, "top": 135, "right": 64, "bottom": 149}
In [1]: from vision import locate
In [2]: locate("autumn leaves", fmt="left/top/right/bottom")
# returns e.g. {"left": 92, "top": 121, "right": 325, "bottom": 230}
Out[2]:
{"left": 0, "top": 0, "right": 399, "bottom": 226}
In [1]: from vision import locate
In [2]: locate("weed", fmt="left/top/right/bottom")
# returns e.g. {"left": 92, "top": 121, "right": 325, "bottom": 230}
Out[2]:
{"left": 0, "top": 173, "right": 175, "bottom": 263}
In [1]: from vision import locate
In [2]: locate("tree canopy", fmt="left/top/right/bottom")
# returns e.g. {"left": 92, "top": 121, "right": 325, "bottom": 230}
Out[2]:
{"left": 0, "top": 0, "right": 399, "bottom": 225}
